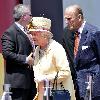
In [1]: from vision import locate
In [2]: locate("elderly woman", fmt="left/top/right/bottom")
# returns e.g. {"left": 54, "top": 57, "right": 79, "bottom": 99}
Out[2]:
{"left": 29, "top": 17, "right": 76, "bottom": 100}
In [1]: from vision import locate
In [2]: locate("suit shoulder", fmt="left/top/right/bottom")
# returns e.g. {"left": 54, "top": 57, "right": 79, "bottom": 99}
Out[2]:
{"left": 3, "top": 24, "right": 18, "bottom": 35}
{"left": 7, "top": 24, "right": 17, "bottom": 32}
{"left": 1, "top": 24, "right": 18, "bottom": 40}
{"left": 85, "top": 23, "right": 99, "bottom": 33}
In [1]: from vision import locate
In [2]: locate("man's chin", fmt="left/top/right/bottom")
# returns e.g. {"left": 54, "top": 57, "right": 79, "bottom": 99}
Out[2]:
{"left": 68, "top": 27, "right": 76, "bottom": 32}
{"left": 67, "top": 26, "right": 73, "bottom": 30}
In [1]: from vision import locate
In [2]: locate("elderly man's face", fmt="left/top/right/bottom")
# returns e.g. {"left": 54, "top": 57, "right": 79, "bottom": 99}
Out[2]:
{"left": 21, "top": 9, "right": 32, "bottom": 26}
{"left": 64, "top": 9, "right": 80, "bottom": 31}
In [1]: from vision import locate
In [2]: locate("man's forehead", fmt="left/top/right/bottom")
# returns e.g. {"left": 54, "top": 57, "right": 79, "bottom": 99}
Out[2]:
{"left": 64, "top": 12, "right": 75, "bottom": 18}
{"left": 65, "top": 11, "right": 77, "bottom": 19}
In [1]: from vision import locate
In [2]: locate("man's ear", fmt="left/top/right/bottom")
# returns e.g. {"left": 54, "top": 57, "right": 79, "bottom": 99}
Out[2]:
{"left": 78, "top": 14, "right": 83, "bottom": 21}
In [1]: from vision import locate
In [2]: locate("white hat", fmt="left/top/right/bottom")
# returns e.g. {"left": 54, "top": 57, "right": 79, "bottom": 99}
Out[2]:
{"left": 29, "top": 17, "right": 51, "bottom": 33}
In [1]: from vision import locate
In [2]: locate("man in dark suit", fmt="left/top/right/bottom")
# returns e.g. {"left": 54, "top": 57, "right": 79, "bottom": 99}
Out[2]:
{"left": 62, "top": 4, "right": 100, "bottom": 100}
{"left": 1, "top": 4, "right": 36, "bottom": 100}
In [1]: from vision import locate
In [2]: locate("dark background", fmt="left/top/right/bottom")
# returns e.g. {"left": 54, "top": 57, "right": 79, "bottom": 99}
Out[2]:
{"left": 31, "top": 0, "right": 63, "bottom": 44}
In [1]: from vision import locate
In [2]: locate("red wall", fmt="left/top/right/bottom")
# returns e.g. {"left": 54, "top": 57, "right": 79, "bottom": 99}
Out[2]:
{"left": 0, "top": 0, "right": 20, "bottom": 53}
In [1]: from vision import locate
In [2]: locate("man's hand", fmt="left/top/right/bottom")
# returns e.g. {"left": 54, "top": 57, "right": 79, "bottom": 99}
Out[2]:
{"left": 26, "top": 52, "right": 34, "bottom": 67}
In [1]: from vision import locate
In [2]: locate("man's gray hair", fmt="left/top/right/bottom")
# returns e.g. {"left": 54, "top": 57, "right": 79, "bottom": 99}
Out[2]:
{"left": 13, "top": 4, "right": 30, "bottom": 21}
{"left": 65, "top": 4, "right": 84, "bottom": 19}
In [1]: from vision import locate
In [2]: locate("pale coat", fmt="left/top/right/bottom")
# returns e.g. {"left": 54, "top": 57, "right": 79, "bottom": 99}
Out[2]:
{"left": 33, "top": 39, "right": 76, "bottom": 100}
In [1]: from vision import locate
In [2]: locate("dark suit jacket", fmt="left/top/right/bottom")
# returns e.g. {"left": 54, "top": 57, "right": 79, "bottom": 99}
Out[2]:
{"left": 62, "top": 22, "right": 99, "bottom": 76}
{"left": 62, "top": 22, "right": 100, "bottom": 99}
{"left": 75, "top": 22, "right": 100, "bottom": 98}
{"left": 62, "top": 27, "right": 76, "bottom": 78}
{"left": 62, "top": 26, "right": 81, "bottom": 100}
{"left": 1, "top": 23, "right": 36, "bottom": 90}
{"left": 75, "top": 22, "right": 99, "bottom": 70}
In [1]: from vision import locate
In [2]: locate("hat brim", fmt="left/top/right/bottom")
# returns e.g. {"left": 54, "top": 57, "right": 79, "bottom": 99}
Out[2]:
{"left": 29, "top": 29, "right": 52, "bottom": 34}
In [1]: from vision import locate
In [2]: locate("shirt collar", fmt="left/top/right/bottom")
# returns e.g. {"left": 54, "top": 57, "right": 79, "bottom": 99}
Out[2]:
{"left": 78, "top": 20, "right": 86, "bottom": 34}
{"left": 15, "top": 22, "right": 24, "bottom": 31}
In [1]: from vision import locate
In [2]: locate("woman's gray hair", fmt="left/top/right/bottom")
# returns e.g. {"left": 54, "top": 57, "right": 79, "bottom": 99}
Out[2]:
{"left": 40, "top": 31, "right": 53, "bottom": 40}
{"left": 13, "top": 4, "right": 30, "bottom": 21}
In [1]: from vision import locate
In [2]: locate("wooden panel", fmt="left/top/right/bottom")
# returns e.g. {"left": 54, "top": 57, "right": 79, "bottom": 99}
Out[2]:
{"left": 0, "top": 53, "right": 4, "bottom": 97}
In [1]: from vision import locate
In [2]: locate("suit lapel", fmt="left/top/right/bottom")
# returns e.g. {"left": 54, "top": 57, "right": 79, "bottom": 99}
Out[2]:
{"left": 75, "top": 24, "right": 88, "bottom": 62}
{"left": 79, "top": 30, "right": 88, "bottom": 48}
{"left": 14, "top": 24, "right": 32, "bottom": 44}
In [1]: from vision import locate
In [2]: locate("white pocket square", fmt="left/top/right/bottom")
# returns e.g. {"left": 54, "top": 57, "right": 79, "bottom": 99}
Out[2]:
{"left": 82, "top": 46, "right": 88, "bottom": 50}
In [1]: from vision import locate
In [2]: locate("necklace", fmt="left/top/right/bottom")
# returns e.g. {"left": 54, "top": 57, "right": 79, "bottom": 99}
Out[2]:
{"left": 39, "top": 39, "right": 51, "bottom": 59}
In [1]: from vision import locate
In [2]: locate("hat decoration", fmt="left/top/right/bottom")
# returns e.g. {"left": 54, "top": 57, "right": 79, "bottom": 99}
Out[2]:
{"left": 28, "top": 17, "right": 51, "bottom": 32}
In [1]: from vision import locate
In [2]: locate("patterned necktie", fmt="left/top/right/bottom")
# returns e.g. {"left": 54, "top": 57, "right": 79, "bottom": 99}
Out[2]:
{"left": 74, "top": 31, "right": 80, "bottom": 57}
{"left": 23, "top": 27, "right": 28, "bottom": 33}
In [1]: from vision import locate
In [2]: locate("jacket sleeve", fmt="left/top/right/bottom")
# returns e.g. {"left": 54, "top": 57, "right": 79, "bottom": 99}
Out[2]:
{"left": 1, "top": 31, "right": 27, "bottom": 65}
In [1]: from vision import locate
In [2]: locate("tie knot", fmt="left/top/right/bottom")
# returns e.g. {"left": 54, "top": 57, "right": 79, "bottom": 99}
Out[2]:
{"left": 75, "top": 31, "right": 80, "bottom": 37}
{"left": 23, "top": 27, "right": 28, "bottom": 32}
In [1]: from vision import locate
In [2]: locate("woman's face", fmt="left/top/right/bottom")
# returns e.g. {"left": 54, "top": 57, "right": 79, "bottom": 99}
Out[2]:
{"left": 30, "top": 31, "right": 48, "bottom": 48}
